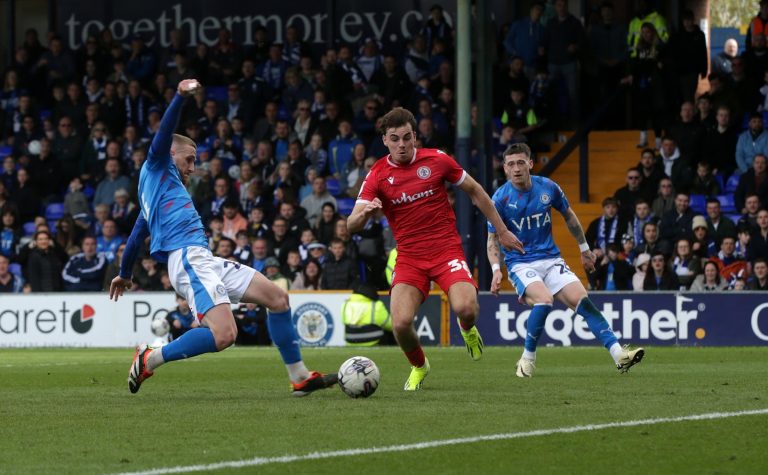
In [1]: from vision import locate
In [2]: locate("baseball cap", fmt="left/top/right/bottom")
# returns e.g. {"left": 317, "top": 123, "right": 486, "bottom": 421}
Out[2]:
{"left": 308, "top": 241, "right": 327, "bottom": 251}
{"left": 264, "top": 257, "right": 280, "bottom": 268}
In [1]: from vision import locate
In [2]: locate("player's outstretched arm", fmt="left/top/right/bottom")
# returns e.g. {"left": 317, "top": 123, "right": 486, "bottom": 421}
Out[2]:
{"left": 347, "top": 198, "right": 382, "bottom": 233}
{"left": 147, "top": 79, "right": 201, "bottom": 163}
{"left": 487, "top": 232, "right": 504, "bottom": 296}
{"left": 458, "top": 175, "right": 524, "bottom": 253}
{"left": 562, "top": 206, "right": 596, "bottom": 273}
{"left": 109, "top": 214, "right": 150, "bottom": 301}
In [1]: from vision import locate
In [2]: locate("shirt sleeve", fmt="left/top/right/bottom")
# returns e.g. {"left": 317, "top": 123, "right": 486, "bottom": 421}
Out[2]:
{"left": 356, "top": 169, "right": 379, "bottom": 204}
{"left": 147, "top": 93, "right": 184, "bottom": 170}
{"left": 437, "top": 150, "right": 466, "bottom": 185}
{"left": 550, "top": 180, "right": 570, "bottom": 214}
{"left": 119, "top": 214, "right": 150, "bottom": 279}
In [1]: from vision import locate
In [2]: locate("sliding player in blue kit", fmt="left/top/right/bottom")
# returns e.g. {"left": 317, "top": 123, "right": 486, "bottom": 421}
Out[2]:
{"left": 487, "top": 143, "right": 645, "bottom": 377}
{"left": 109, "top": 79, "right": 337, "bottom": 396}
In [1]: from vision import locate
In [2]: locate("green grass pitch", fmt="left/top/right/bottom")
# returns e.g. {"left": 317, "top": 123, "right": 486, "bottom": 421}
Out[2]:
{"left": 1, "top": 346, "right": 766, "bottom": 474}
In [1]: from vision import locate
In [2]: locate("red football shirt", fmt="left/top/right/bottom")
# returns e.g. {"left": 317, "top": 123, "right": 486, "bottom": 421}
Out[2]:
{"left": 357, "top": 148, "right": 466, "bottom": 258}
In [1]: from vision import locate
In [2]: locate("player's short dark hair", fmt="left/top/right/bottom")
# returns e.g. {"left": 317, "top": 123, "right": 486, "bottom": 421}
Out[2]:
{"left": 379, "top": 107, "right": 417, "bottom": 134}
{"left": 503, "top": 143, "right": 532, "bottom": 159}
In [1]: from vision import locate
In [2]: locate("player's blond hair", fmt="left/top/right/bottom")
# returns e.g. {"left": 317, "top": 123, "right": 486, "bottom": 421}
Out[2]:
{"left": 172, "top": 134, "right": 197, "bottom": 149}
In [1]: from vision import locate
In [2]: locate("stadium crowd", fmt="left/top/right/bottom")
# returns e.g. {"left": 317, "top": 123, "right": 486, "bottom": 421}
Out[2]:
{"left": 1, "top": 0, "right": 768, "bottom": 296}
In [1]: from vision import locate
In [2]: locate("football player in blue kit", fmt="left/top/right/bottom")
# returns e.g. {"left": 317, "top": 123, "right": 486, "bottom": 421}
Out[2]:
{"left": 487, "top": 143, "right": 645, "bottom": 377}
{"left": 109, "top": 79, "right": 337, "bottom": 395}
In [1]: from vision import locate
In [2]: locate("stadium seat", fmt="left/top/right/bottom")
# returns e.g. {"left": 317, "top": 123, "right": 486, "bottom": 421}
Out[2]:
{"left": 715, "top": 174, "right": 725, "bottom": 193}
{"left": 45, "top": 202, "right": 65, "bottom": 221}
{"left": 337, "top": 198, "right": 355, "bottom": 216}
{"left": 379, "top": 216, "right": 389, "bottom": 228}
{"left": 39, "top": 109, "right": 52, "bottom": 122}
{"left": 0, "top": 145, "right": 11, "bottom": 158}
{"left": 8, "top": 263, "right": 22, "bottom": 277}
{"left": 83, "top": 184, "right": 95, "bottom": 199}
{"left": 22, "top": 221, "right": 36, "bottom": 236}
{"left": 725, "top": 174, "right": 740, "bottom": 194}
{"left": 206, "top": 86, "right": 227, "bottom": 103}
{"left": 689, "top": 194, "right": 706, "bottom": 214}
{"left": 717, "top": 194, "right": 737, "bottom": 213}
{"left": 47, "top": 220, "right": 58, "bottom": 234}
{"left": 326, "top": 177, "right": 342, "bottom": 197}
{"left": 726, "top": 213, "right": 742, "bottom": 224}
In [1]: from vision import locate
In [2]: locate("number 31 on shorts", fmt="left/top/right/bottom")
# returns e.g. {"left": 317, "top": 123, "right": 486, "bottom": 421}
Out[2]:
{"left": 448, "top": 259, "right": 473, "bottom": 279}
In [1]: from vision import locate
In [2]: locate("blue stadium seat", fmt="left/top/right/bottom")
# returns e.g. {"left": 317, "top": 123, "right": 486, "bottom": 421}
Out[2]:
{"left": 83, "top": 184, "right": 95, "bottom": 200}
{"left": 714, "top": 174, "right": 725, "bottom": 193}
{"left": 39, "top": 109, "right": 52, "bottom": 122}
{"left": 326, "top": 177, "right": 342, "bottom": 197}
{"left": 45, "top": 202, "right": 65, "bottom": 221}
{"left": 337, "top": 198, "right": 355, "bottom": 216}
{"left": 47, "top": 220, "right": 58, "bottom": 235}
{"left": 717, "top": 194, "right": 737, "bottom": 213}
{"left": 22, "top": 221, "right": 36, "bottom": 236}
{"left": 206, "top": 86, "right": 227, "bottom": 103}
{"left": 725, "top": 213, "right": 742, "bottom": 225}
{"left": 689, "top": 194, "right": 707, "bottom": 214}
{"left": 0, "top": 145, "right": 12, "bottom": 158}
{"left": 725, "top": 174, "right": 740, "bottom": 194}
{"left": 8, "top": 263, "right": 22, "bottom": 277}
{"left": 379, "top": 216, "right": 389, "bottom": 228}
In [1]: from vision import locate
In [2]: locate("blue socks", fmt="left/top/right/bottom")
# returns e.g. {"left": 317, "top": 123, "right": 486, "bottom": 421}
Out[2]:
{"left": 161, "top": 327, "right": 218, "bottom": 362}
{"left": 525, "top": 303, "right": 552, "bottom": 353}
{"left": 576, "top": 298, "right": 619, "bottom": 349}
{"left": 267, "top": 309, "right": 302, "bottom": 365}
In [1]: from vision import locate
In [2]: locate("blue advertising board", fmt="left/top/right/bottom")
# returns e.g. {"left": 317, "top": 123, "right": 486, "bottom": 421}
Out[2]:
{"left": 450, "top": 292, "right": 768, "bottom": 347}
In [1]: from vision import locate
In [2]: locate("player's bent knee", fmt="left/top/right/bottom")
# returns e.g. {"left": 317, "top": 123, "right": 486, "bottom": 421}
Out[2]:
{"left": 454, "top": 301, "right": 479, "bottom": 320}
{"left": 392, "top": 316, "right": 415, "bottom": 336}
{"left": 213, "top": 323, "right": 237, "bottom": 350}
{"left": 266, "top": 289, "right": 290, "bottom": 312}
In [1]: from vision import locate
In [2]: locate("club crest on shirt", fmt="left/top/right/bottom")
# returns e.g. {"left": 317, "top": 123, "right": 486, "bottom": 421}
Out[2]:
{"left": 417, "top": 166, "right": 431, "bottom": 179}
{"left": 540, "top": 193, "right": 551, "bottom": 205}
{"left": 387, "top": 176, "right": 394, "bottom": 184}
{"left": 526, "top": 270, "right": 537, "bottom": 278}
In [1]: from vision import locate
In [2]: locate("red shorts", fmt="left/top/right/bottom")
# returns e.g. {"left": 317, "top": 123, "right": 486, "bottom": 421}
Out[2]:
{"left": 391, "top": 248, "right": 478, "bottom": 300}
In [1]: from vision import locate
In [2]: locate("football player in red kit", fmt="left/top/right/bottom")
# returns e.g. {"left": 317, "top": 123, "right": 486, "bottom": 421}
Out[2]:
{"left": 347, "top": 107, "right": 524, "bottom": 390}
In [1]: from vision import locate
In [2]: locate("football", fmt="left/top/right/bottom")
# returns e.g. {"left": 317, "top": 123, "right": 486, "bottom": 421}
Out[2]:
{"left": 338, "top": 356, "right": 380, "bottom": 398}
{"left": 151, "top": 318, "right": 170, "bottom": 337}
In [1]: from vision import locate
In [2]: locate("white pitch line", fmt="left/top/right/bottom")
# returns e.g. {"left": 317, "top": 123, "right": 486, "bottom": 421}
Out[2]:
{"left": 116, "top": 408, "right": 768, "bottom": 475}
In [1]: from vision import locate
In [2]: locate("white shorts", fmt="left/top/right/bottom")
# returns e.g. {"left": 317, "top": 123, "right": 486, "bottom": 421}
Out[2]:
{"left": 507, "top": 257, "right": 581, "bottom": 300}
{"left": 167, "top": 246, "right": 256, "bottom": 319}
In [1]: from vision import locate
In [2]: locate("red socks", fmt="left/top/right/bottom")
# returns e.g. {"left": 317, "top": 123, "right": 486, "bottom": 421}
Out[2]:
{"left": 458, "top": 319, "right": 474, "bottom": 331}
{"left": 404, "top": 346, "right": 426, "bottom": 367}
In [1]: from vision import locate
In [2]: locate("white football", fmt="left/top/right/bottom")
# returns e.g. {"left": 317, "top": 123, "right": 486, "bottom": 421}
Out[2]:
{"left": 338, "top": 356, "right": 380, "bottom": 398}
{"left": 151, "top": 318, "right": 170, "bottom": 337}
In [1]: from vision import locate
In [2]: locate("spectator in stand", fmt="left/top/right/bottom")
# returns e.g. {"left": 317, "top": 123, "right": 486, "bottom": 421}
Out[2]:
{"left": 134, "top": 253, "right": 164, "bottom": 290}
{"left": 585, "top": 197, "right": 627, "bottom": 253}
{"left": 251, "top": 237, "right": 268, "bottom": 273}
{"left": 13, "top": 168, "right": 39, "bottom": 225}
{"left": 282, "top": 248, "right": 303, "bottom": 282}
{"left": 263, "top": 256, "right": 290, "bottom": 291}
{"left": 371, "top": 54, "right": 412, "bottom": 110}
{"left": 690, "top": 162, "right": 720, "bottom": 197}
{"left": 232, "top": 230, "right": 253, "bottom": 266}
{"left": 541, "top": 0, "right": 585, "bottom": 125}
{"left": 301, "top": 175, "right": 337, "bottom": 228}
{"left": 1, "top": 157, "right": 16, "bottom": 193}
{"left": 97, "top": 218, "right": 124, "bottom": 263}
{"left": 262, "top": 43, "right": 288, "bottom": 91}
{"left": 635, "top": 220, "right": 669, "bottom": 257}
{"left": 291, "top": 257, "right": 323, "bottom": 290}
{"left": 55, "top": 215, "right": 83, "bottom": 257}
{"left": 659, "top": 192, "right": 696, "bottom": 247}
{"left": 636, "top": 148, "right": 664, "bottom": 203}
{"left": 247, "top": 207, "right": 269, "bottom": 240}
{"left": 736, "top": 226, "right": 751, "bottom": 260}
{"left": 277, "top": 201, "right": 309, "bottom": 240}
{"left": 627, "top": 198, "right": 654, "bottom": 247}
{"left": 692, "top": 216, "right": 716, "bottom": 260}
{"left": 588, "top": 1, "right": 628, "bottom": 124}
{"left": 321, "top": 237, "right": 358, "bottom": 290}
{"left": 668, "top": 102, "right": 704, "bottom": 165}
{"left": 304, "top": 133, "right": 329, "bottom": 176}
{"left": 293, "top": 100, "right": 317, "bottom": 147}
{"left": 495, "top": 57, "right": 529, "bottom": 117}
{"left": 0, "top": 253, "right": 24, "bottom": 292}
{"left": 61, "top": 235, "right": 107, "bottom": 291}
{"left": 748, "top": 257, "right": 768, "bottom": 290}
{"left": 353, "top": 99, "right": 381, "bottom": 149}
{"left": 52, "top": 116, "right": 83, "bottom": 182}
{"left": 348, "top": 157, "right": 376, "bottom": 200}
{"left": 221, "top": 199, "right": 247, "bottom": 240}
{"left": 669, "top": 237, "right": 699, "bottom": 289}
{"left": 314, "top": 202, "right": 341, "bottom": 245}
{"left": 25, "top": 230, "right": 63, "bottom": 291}
{"left": 35, "top": 36, "right": 76, "bottom": 89}
{"left": 712, "top": 236, "right": 748, "bottom": 283}
{"left": 696, "top": 94, "right": 716, "bottom": 131}
{"left": 168, "top": 296, "right": 199, "bottom": 340}
{"left": 735, "top": 154, "right": 768, "bottom": 213}
{"left": 667, "top": 10, "right": 708, "bottom": 105}
{"left": 623, "top": 22, "right": 665, "bottom": 149}
{"left": 736, "top": 113, "right": 768, "bottom": 174}
{"left": 214, "top": 236, "right": 235, "bottom": 260}
{"left": 703, "top": 106, "right": 738, "bottom": 178}
{"left": 704, "top": 198, "right": 737, "bottom": 244}
{"left": 689, "top": 260, "right": 728, "bottom": 291}
{"left": 739, "top": 194, "right": 762, "bottom": 232}
{"left": 421, "top": 4, "right": 453, "bottom": 53}
{"left": 356, "top": 38, "right": 383, "bottom": 84}
{"left": 281, "top": 67, "right": 313, "bottom": 115}
{"left": 643, "top": 252, "right": 680, "bottom": 290}
{"left": 404, "top": 35, "right": 430, "bottom": 85}
{"left": 593, "top": 243, "right": 633, "bottom": 291}
{"left": 101, "top": 242, "right": 126, "bottom": 290}
{"left": 658, "top": 136, "right": 691, "bottom": 193}
{"left": 632, "top": 252, "right": 650, "bottom": 291}
{"left": 267, "top": 216, "right": 298, "bottom": 263}
{"left": 1, "top": 205, "right": 20, "bottom": 260}
{"left": 614, "top": 168, "right": 650, "bottom": 221}
{"left": 93, "top": 157, "right": 130, "bottom": 207}
{"left": 328, "top": 119, "right": 362, "bottom": 178}
{"left": 652, "top": 177, "right": 675, "bottom": 218}
{"left": 747, "top": 209, "right": 768, "bottom": 261}
{"left": 125, "top": 35, "right": 156, "bottom": 84}
{"left": 712, "top": 38, "right": 738, "bottom": 77}
{"left": 296, "top": 228, "right": 316, "bottom": 262}
{"left": 504, "top": 2, "right": 545, "bottom": 77}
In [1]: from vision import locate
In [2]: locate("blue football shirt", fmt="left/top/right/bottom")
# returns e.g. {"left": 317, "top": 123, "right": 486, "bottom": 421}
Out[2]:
{"left": 488, "top": 175, "right": 570, "bottom": 266}
{"left": 138, "top": 94, "right": 208, "bottom": 263}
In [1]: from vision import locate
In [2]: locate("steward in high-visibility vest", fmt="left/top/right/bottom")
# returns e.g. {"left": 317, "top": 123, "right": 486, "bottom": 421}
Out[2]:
{"left": 627, "top": 10, "right": 668, "bottom": 57}
{"left": 342, "top": 282, "right": 393, "bottom": 346}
